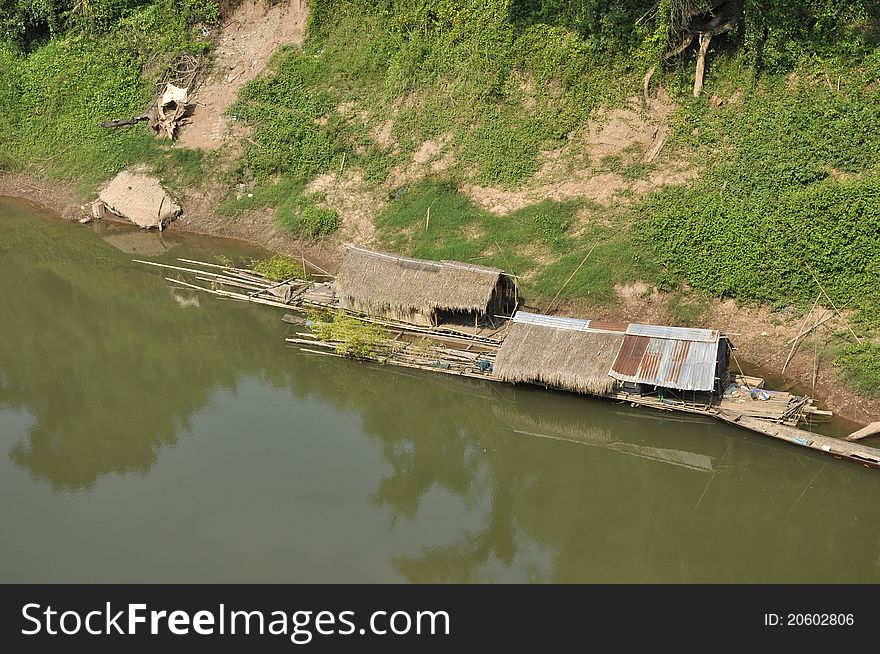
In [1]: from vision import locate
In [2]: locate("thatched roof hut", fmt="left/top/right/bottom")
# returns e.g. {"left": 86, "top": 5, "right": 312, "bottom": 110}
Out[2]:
{"left": 334, "top": 246, "right": 517, "bottom": 327}
{"left": 493, "top": 321, "right": 625, "bottom": 395}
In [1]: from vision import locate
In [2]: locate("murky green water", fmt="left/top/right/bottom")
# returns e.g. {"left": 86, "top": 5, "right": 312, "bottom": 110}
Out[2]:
{"left": 1, "top": 197, "right": 879, "bottom": 583}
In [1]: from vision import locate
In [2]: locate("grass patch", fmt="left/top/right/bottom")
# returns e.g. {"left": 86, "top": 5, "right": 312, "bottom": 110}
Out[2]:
{"left": 217, "top": 177, "right": 339, "bottom": 238}
{"left": 375, "top": 179, "right": 655, "bottom": 304}
{"left": 154, "top": 147, "right": 207, "bottom": 192}
{"left": 0, "top": 1, "right": 213, "bottom": 195}
{"left": 836, "top": 343, "right": 880, "bottom": 397}
{"left": 665, "top": 294, "right": 710, "bottom": 327}
{"left": 530, "top": 237, "right": 654, "bottom": 303}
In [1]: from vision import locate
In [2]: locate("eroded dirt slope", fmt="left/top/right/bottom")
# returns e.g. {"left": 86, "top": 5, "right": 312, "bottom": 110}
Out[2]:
{"left": 178, "top": 0, "right": 308, "bottom": 150}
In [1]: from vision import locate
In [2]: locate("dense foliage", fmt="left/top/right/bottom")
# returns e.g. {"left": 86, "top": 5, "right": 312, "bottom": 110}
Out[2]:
{"left": 643, "top": 75, "right": 880, "bottom": 325}
{"left": 0, "top": 0, "right": 219, "bottom": 48}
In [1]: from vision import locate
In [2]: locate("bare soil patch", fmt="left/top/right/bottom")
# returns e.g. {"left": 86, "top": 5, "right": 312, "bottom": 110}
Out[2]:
{"left": 177, "top": 0, "right": 308, "bottom": 150}
{"left": 306, "top": 171, "right": 384, "bottom": 248}
{"left": 462, "top": 91, "right": 693, "bottom": 215}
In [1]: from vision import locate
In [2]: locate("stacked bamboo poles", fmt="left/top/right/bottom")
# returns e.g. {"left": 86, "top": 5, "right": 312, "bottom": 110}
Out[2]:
{"left": 134, "top": 258, "right": 313, "bottom": 310}
{"left": 287, "top": 329, "right": 498, "bottom": 380}
{"left": 135, "top": 257, "right": 506, "bottom": 347}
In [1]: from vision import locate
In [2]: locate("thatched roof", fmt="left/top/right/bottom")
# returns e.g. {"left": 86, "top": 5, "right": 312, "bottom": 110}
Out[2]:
{"left": 493, "top": 322, "right": 625, "bottom": 395}
{"left": 334, "top": 246, "right": 505, "bottom": 314}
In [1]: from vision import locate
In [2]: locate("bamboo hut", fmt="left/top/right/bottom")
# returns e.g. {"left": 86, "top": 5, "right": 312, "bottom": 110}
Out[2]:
{"left": 493, "top": 315, "right": 626, "bottom": 394}
{"left": 494, "top": 311, "right": 732, "bottom": 398}
{"left": 333, "top": 246, "right": 518, "bottom": 327}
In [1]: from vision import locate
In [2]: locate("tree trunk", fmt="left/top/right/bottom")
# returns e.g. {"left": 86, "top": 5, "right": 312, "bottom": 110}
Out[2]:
{"left": 642, "top": 66, "right": 656, "bottom": 110}
{"left": 693, "top": 32, "right": 713, "bottom": 97}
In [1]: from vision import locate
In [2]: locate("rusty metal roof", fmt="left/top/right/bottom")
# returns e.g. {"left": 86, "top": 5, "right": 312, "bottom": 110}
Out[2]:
{"left": 609, "top": 334, "right": 720, "bottom": 391}
{"left": 510, "top": 311, "right": 724, "bottom": 391}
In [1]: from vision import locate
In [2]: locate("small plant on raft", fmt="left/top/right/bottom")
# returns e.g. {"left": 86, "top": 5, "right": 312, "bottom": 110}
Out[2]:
{"left": 306, "top": 309, "right": 388, "bottom": 358}
{"left": 250, "top": 256, "right": 306, "bottom": 281}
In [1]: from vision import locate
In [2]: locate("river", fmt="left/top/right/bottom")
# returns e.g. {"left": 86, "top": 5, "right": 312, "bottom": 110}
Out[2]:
{"left": 1, "top": 197, "right": 878, "bottom": 583}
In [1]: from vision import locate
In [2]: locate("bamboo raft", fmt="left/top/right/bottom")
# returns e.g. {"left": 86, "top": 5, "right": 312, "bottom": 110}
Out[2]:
{"left": 138, "top": 257, "right": 880, "bottom": 469}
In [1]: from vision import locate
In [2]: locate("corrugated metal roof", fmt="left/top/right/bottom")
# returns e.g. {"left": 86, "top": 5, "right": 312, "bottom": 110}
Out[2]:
{"left": 586, "top": 320, "right": 629, "bottom": 333}
{"left": 610, "top": 335, "right": 650, "bottom": 376}
{"left": 512, "top": 311, "right": 591, "bottom": 332}
{"left": 609, "top": 334, "right": 719, "bottom": 391}
{"left": 626, "top": 323, "right": 718, "bottom": 343}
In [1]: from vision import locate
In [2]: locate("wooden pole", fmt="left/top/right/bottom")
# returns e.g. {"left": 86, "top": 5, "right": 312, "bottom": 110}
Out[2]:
{"left": 545, "top": 243, "right": 599, "bottom": 314}
{"left": 807, "top": 266, "right": 862, "bottom": 344}
{"left": 845, "top": 421, "right": 880, "bottom": 442}
{"left": 781, "top": 294, "right": 821, "bottom": 374}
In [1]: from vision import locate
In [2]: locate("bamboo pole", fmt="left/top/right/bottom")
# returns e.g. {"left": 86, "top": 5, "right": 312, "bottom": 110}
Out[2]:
{"left": 544, "top": 242, "right": 599, "bottom": 314}
{"left": 165, "top": 277, "right": 294, "bottom": 310}
{"left": 135, "top": 259, "right": 273, "bottom": 289}
{"left": 807, "top": 266, "right": 862, "bottom": 344}
{"left": 781, "top": 294, "right": 821, "bottom": 374}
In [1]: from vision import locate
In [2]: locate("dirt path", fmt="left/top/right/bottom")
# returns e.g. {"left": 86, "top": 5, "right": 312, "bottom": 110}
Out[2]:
{"left": 177, "top": 0, "right": 308, "bottom": 150}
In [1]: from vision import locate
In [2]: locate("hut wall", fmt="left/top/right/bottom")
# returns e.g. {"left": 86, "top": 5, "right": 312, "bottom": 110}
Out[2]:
{"left": 337, "top": 297, "right": 434, "bottom": 327}
{"left": 714, "top": 338, "right": 731, "bottom": 394}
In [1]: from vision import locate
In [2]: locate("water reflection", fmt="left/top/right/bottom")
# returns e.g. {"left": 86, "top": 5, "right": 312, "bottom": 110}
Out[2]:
{"left": 283, "top": 352, "right": 880, "bottom": 582}
{"left": 0, "top": 206, "right": 280, "bottom": 489}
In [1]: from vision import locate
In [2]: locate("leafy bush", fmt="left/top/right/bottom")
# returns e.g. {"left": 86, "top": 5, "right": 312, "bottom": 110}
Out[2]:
{"left": 250, "top": 256, "right": 306, "bottom": 281}
{"left": 279, "top": 204, "right": 341, "bottom": 238}
{"left": 307, "top": 309, "right": 388, "bottom": 357}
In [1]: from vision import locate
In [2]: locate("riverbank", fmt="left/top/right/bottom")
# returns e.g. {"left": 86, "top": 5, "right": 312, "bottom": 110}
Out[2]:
{"left": 2, "top": 172, "right": 875, "bottom": 427}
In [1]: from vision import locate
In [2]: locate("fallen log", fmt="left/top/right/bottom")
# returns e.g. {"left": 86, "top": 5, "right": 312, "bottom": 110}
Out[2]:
{"left": 845, "top": 421, "right": 880, "bottom": 442}
{"left": 101, "top": 111, "right": 153, "bottom": 128}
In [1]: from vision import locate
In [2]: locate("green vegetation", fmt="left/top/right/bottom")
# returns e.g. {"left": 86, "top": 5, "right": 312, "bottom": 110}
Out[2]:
{"left": 279, "top": 203, "right": 340, "bottom": 237}
{"left": 250, "top": 255, "right": 306, "bottom": 281}
{"left": 0, "top": 0, "right": 217, "bottom": 193}
{"left": 2, "top": 0, "right": 880, "bottom": 397}
{"left": 836, "top": 344, "right": 880, "bottom": 397}
{"left": 665, "top": 293, "right": 709, "bottom": 327}
{"left": 307, "top": 309, "right": 388, "bottom": 357}
{"left": 376, "top": 180, "right": 653, "bottom": 302}
{"left": 643, "top": 79, "right": 880, "bottom": 327}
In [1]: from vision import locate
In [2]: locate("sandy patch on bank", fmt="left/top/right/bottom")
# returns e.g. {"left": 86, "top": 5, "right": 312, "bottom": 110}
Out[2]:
{"left": 462, "top": 92, "right": 695, "bottom": 215}
{"left": 305, "top": 170, "right": 384, "bottom": 248}
{"left": 177, "top": 0, "right": 308, "bottom": 150}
